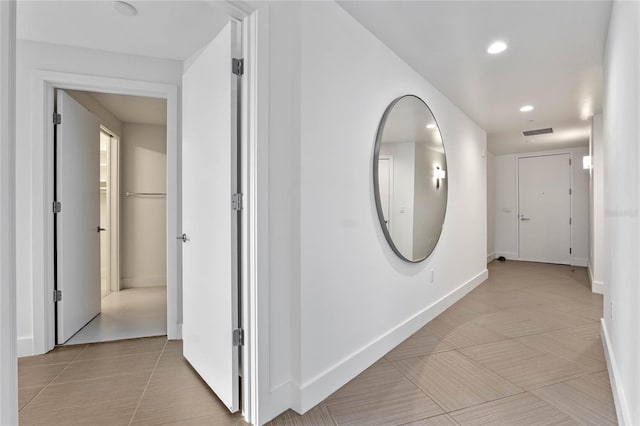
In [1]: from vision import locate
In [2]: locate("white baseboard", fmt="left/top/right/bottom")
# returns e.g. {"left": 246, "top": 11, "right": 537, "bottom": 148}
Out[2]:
{"left": 495, "top": 251, "right": 518, "bottom": 260}
{"left": 121, "top": 276, "right": 167, "bottom": 288}
{"left": 591, "top": 281, "right": 605, "bottom": 295}
{"left": 601, "top": 319, "right": 632, "bottom": 425}
{"left": 572, "top": 257, "right": 588, "bottom": 267}
{"left": 487, "top": 252, "right": 496, "bottom": 263}
{"left": 294, "top": 269, "right": 489, "bottom": 414}
{"left": 262, "top": 381, "right": 298, "bottom": 425}
{"left": 587, "top": 265, "right": 605, "bottom": 294}
{"left": 17, "top": 337, "right": 34, "bottom": 358}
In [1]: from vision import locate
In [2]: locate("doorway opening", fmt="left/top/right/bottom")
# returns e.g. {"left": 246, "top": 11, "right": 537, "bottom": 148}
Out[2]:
{"left": 18, "top": 0, "right": 262, "bottom": 419}
{"left": 54, "top": 89, "right": 169, "bottom": 345}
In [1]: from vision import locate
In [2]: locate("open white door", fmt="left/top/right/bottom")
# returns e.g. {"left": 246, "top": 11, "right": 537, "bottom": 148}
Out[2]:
{"left": 55, "top": 90, "right": 101, "bottom": 343}
{"left": 181, "top": 21, "right": 241, "bottom": 413}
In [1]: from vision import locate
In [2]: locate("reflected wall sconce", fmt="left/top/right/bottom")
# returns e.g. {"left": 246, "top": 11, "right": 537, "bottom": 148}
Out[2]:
{"left": 434, "top": 166, "right": 446, "bottom": 189}
{"left": 583, "top": 155, "right": 592, "bottom": 170}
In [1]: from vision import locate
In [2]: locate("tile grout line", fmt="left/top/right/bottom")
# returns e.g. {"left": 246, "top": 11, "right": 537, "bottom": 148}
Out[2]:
{"left": 390, "top": 346, "right": 532, "bottom": 416}
{"left": 444, "top": 390, "right": 538, "bottom": 418}
{"left": 384, "top": 347, "right": 457, "bottom": 363}
{"left": 514, "top": 339, "right": 606, "bottom": 372}
{"left": 20, "top": 344, "right": 89, "bottom": 413}
{"left": 128, "top": 339, "right": 169, "bottom": 426}
{"left": 385, "top": 355, "right": 449, "bottom": 416}
{"left": 320, "top": 403, "right": 340, "bottom": 426}
{"left": 455, "top": 342, "right": 597, "bottom": 393}
{"left": 396, "top": 412, "right": 462, "bottom": 426}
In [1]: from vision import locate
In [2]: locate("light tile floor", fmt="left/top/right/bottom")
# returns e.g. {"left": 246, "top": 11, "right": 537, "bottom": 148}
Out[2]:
{"left": 19, "top": 261, "right": 617, "bottom": 425}
{"left": 65, "top": 287, "right": 167, "bottom": 345}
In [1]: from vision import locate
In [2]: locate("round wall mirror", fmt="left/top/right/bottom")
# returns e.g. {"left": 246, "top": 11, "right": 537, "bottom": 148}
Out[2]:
{"left": 373, "top": 95, "right": 448, "bottom": 262}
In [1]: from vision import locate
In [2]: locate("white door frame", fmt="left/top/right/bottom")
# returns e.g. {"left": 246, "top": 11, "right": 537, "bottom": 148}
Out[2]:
{"left": 516, "top": 151, "right": 575, "bottom": 265}
{"left": 378, "top": 155, "right": 394, "bottom": 231}
{"left": 100, "top": 126, "right": 121, "bottom": 294}
{"left": 0, "top": 1, "right": 17, "bottom": 424}
{"left": 33, "top": 74, "right": 179, "bottom": 351}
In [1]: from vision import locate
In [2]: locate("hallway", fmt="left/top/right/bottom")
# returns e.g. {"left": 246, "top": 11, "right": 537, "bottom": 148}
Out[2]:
{"left": 17, "top": 261, "right": 615, "bottom": 425}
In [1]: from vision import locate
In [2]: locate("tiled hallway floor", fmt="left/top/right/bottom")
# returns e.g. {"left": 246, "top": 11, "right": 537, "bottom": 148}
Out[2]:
{"left": 18, "top": 261, "right": 617, "bottom": 425}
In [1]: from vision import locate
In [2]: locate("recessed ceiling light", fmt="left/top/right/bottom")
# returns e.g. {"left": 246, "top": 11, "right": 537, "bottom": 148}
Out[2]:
{"left": 112, "top": 1, "right": 137, "bottom": 16}
{"left": 520, "top": 105, "right": 534, "bottom": 112}
{"left": 426, "top": 124, "right": 437, "bottom": 129}
{"left": 487, "top": 41, "right": 507, "bottom": 54}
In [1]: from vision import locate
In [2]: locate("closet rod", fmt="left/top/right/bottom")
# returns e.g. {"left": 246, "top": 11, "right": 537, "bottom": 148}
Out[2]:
{"left": 124, "top": 192, "right": 166, "bottom": 197}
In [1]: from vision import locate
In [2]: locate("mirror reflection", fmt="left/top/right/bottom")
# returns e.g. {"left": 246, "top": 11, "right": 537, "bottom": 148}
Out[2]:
{"left": 374, "top": 95, "right": 448, "bottom": 262}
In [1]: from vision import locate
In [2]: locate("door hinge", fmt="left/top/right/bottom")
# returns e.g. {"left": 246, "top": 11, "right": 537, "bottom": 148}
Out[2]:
{"left": 232, "top": 328, "right": 244, "bottom": 346}
{"left": 53, "top": 201, "right": 62, "bottom": 214}
{"left": 570, "top": 248, "right": 572, "bottom": 254}
{"left": 569, "top": 188, "right": 572, "bottom": 195}
{"left": 231, "top": 193, "right": 243, "bottom": 211}
{"left": 53, "top": 113, "right": 61, "bottom": 125}
{"left": 569, "top": 158, "right": 572, "bottom": 166}
{"left": 232, "top": 58, "right": 244, "bottom": 76}
{"left": 569, "top": 217, "right": 572, "bottom": 225}
{"left": 54, "top": 290, "right": 62, "bottom": 302}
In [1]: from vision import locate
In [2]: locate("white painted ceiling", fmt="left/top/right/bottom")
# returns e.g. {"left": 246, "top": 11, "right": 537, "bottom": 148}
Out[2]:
{"left": 88, "top": 91, "right": 167, "bottom": 125}
{"left": 338, "top": 1, "right": 612, "bottom": 155}
{"left": 17, "top": 1, "right": 229, "bottom": 60}
{"left": 18, "top": 1, "right": 611, "bottom": 154}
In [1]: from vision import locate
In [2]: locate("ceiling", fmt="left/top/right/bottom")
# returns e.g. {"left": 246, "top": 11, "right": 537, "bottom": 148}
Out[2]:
{"left": 86, "top": 91, "right": 167, "bottom": 125}
{"left": 17, "top": 1, "right": 229, "bottom": 60}
{"left": 338, "top": 1, "right": 612, "bottom": 155}
{"left": 18, "top": 1, "right": 612, "bottom": 154}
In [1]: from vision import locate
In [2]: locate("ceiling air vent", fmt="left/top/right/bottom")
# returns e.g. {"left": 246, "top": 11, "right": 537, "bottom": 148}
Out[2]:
{"left": 522, "top": 127, "right": 553, "bottom": 137}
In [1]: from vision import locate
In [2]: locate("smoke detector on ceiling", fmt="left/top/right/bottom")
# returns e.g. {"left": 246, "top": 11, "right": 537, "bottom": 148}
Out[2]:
{"left": 522, "top": 128, "right": 553, "bottom": 137}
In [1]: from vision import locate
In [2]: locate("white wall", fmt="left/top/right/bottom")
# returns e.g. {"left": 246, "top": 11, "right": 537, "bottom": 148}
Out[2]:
{"left": 589, "top": 113, "right": 605, "bottom": 293}
{"left": 601, "top": 1, "right": 640, "bottom": 424}
{"left": 487, "top": 151, "right": 495, "bottom": 261}
{"left": 0, "top": 1, "right": 18, "bottom": 423}
{"left": 294, "top": 1, "right": 487, "bottom": 412}
{"left": 494, "top": 154, "right": 517, "bottom": 258}
{"left": 120, "top": 123, "right": 167, "bottom": 288}
{"left": 15, "top": 39, "right": 181, "bottom": 356}
{"left": 493, "top": 147, "right": 589, "bottom": 266}
{"left": 571, "top": 148, "right": 590, "bottom": 266}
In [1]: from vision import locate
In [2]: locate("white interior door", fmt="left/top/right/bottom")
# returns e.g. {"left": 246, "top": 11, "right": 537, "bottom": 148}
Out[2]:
{"left": 56, "top": 90, "right": 101, "bottom": 343}
{"left": 181, "top": 20, "right": 241, "bottom": 413}
{"left": 518, "top": 154, "right": 571, "bottom": 264}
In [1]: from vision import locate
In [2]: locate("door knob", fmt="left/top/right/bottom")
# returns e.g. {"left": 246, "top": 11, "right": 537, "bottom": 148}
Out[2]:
{"left": 177, "top": 233, "right": 189, "bottom": 243}
{"left": 520, "top": 217, "right": 530, "bottom": 221}
{"left": 97, "top": 227, "right": 106, "bottom": 232}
